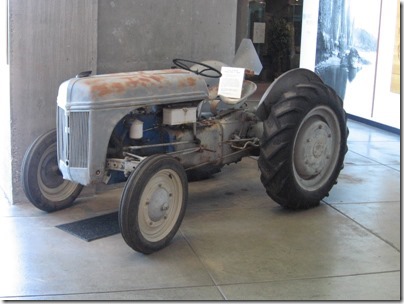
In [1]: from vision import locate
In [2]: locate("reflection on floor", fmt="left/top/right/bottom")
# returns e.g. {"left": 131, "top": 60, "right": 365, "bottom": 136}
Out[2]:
{"left": 0, "top": 119, "right": 400, "bottom": 300}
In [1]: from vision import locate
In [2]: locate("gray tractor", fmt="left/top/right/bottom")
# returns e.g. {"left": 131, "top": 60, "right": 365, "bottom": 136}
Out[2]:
{"left": 22, "top": 41, "right": 348, "bottom": 254}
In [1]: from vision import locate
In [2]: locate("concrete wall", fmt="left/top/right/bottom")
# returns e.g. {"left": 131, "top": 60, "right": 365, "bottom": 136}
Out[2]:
{"left": 97, "top": 0, "right": 237, "bottom": 74}
{"left": 0, "top": 0, "right": 11, "bottom": 202}
{"left": 236, "top": 0, "right": 251, "bottom": 48}
{"left": 9, "top": 0, "right": 98, "bottom": 203}
{"left": 6, "top": 0, "right": 238, "bottom": 204}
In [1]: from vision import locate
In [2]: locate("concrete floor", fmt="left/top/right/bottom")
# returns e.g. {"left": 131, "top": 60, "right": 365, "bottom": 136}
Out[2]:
{"left": 0, "top": 110, "right": 400, "bottom": 299}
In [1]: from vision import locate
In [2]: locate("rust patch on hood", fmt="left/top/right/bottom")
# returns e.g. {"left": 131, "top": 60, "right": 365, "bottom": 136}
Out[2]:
{"left": 178, "top": 77, "right": 197, "bottom": 88}
{"left": 74, "top": 69, "right": 206, "bottom": 101}
{"left": 86, "top": 73, "right": 168, "bottom": 98}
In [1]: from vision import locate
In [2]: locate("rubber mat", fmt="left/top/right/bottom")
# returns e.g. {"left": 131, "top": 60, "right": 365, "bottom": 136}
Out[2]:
{"left": 56, "top": 212, "right": 120, "bottom": 242}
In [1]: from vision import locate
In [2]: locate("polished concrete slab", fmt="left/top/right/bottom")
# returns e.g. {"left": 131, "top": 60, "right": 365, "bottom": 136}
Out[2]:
{"left": 330, "top": 201, "right": 400, "bottom": 249}
{"left": 219, "top": 271, "right": 400, "bottom": 301}
{"left": 326, "top": 164, "right": 400, "bottom": 203}
{"left": 0, "top": 119, "right": 400, "bottom": 300}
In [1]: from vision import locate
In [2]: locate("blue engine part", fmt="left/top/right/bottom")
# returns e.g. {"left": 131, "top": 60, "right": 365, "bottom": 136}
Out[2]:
{"left": 107, "top": 109, "right": 176, "bottom": 158}
{"left": 132, "top": 112, "right": 173, "bottom": 155}
{"left": 106, "top": 109, "right": 179, "bottom": 185}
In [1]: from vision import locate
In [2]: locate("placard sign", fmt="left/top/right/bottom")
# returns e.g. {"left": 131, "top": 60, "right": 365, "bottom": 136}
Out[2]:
{"left": 217, "top": 67, "right": 245, "bottom": 99}
{"left": 253, "top": 22, "right": 266, "bottom": 44}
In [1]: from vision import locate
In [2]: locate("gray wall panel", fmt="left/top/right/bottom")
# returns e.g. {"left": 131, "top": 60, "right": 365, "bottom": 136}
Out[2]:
{"left": 9, "top": 0, "right": 98, "bottom": 203}
{"left": 97, "top": 0, "right": 237, "bottom": 74}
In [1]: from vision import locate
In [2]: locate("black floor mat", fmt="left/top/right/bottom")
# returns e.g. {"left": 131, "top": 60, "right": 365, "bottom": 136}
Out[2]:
{"left": 56, "top": 212, "right": 120, "bottom": 242}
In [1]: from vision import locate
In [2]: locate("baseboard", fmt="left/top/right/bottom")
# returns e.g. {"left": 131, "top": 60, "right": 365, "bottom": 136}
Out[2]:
{"left": 347, "top": 114, "right": 400, "bottom": 135}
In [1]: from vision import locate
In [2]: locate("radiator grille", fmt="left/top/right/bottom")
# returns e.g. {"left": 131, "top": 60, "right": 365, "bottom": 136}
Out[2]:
{"left": 57, "top": 107, "right": 68, "bottom": 164}
{"left": 57, "top": 107, "right": 89, "bottom": 168}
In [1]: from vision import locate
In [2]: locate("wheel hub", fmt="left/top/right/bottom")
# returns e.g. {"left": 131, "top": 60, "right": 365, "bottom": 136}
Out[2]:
{"left": 40, "top": 154, "right": 64, "bottom": 188}
{"left": 148, "top": 187, "right": 171, "bottom": 222}
{"left": 295, "top": 119, "right": 333, "bottom": 179}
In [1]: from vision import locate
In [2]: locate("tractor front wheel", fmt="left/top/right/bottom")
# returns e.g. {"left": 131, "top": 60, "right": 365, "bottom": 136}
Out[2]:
{"left": 119, "top": 155, "right": 188, "bottom": 254}
{"left": 21, "top": 129, "right": 83, "bottom": 212}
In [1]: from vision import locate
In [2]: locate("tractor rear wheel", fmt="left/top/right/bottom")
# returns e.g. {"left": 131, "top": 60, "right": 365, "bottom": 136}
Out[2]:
{"left": 258, "top": 80, "right": 348, "bottom": 209}
{"left": 186, "top": 165, "right": 223, "bottom": 182}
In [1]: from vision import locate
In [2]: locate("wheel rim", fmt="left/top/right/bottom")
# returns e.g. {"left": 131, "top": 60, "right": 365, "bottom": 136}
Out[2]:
{"left": 293, "top": 105, "right": 341, "bottom": 191}
{"left": 37, "top": 144, "right": 80, "bottom": 201}
{"left": 138, "top": 168, "right": 183, "bottom": 242}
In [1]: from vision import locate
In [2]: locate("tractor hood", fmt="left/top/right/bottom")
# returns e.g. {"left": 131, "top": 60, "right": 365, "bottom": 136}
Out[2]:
{"left": 57, "top": 69, "right": 209, "bottom": 111}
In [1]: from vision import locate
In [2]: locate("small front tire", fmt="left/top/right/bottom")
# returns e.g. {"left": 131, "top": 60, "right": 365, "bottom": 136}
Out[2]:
{"left": 21, "top": 129, "right": 83, "bottom": 212}
{"left": 119, "top": 155, "right": 188, "bottom": 254}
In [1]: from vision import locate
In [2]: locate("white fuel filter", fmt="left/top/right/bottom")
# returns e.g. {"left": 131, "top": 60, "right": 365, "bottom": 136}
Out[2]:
{"left": 129, "top": 119, "right": 143, "bottom": 139}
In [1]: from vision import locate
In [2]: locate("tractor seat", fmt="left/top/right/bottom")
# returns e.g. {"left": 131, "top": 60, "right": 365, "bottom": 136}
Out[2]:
{"left": 199, "top": 80, "right": 257, "bottom": 117}
{"left": 219, "top": 80, "right": 257, "bottom": 109}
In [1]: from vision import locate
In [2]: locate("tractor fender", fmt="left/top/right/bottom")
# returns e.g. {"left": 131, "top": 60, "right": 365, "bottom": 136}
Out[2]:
{"left": 255, "top": 68, "right": 323, "bottom": 121}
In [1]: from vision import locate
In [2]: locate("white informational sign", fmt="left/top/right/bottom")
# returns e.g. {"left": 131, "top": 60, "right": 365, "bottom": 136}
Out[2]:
{"left": 217, "top": 67, "right": 245, "bottom": 99}
{"left": 253, "top": 22, "right": 266, "bottom": 44}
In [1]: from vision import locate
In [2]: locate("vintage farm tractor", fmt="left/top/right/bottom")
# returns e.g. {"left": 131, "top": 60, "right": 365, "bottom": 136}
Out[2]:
{"left": 22, "top": 41, "right": 348, "bottom": 254}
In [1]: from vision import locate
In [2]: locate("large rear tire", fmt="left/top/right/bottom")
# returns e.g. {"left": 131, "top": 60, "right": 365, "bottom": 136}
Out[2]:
{"left": 119, "top": 155, "right": 188, "bottom": 254}
{"left": 21, "top": 129, "right": 83, "bottom": 212}
{"left": 258, "top": 80, "right": 348, "bottom": 209}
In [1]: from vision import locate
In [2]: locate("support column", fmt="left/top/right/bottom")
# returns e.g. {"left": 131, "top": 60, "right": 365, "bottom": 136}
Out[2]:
{"left": 8, "top": 0, "right": 98, "bottom": 204}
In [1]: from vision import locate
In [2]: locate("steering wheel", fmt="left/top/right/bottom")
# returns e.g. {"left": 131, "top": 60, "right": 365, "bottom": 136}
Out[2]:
{"left": 173, "top": 59, "right": 222, "bottom": 78}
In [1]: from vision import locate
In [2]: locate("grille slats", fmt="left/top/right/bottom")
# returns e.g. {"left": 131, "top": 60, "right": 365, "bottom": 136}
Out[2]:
{"left": 70, "top": 112, "right": 89, "bottom": 167}
{"left": 57, "top": 107, "right": 68, "bottom": 163}
{"left": 57, "top": 107, "right": 89, "bottom": 168}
